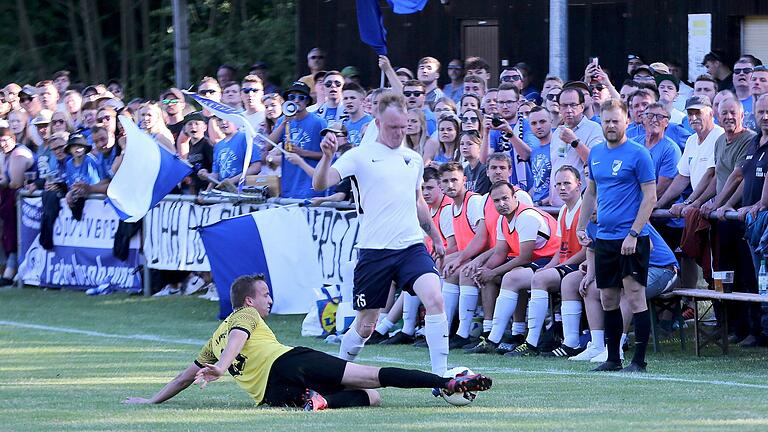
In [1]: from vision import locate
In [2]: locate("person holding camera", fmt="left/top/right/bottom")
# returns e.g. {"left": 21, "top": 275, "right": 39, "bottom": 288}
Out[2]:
{"left": 268, "top": 81, "right": 327, "bottom": 199}
{"left": 481, "top": 83, "right": 535, "bottom": 191}
{"left": 548, "top": 83, "right": 603, "bottom": 207}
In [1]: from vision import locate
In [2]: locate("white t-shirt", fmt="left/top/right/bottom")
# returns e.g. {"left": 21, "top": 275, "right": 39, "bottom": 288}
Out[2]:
{"left": 556, "top": 198, "right": 582, "bottom": 237}
{"left": 243, "top": 111, "right": 266, "bottom": 134}
{"left": 439, "top": 193, "right": 485, "bottom": 238}
{"left": 496, "top": 208, "right": 551, "bottom": 249}
{"left": 332, "top": 142, "right": 424, "bottom": 250}
{"left": 677, "top": 125, "right": 724, "bottom": 188}
{"left": 549, "top": 115, "right": 603, "bottom": 206}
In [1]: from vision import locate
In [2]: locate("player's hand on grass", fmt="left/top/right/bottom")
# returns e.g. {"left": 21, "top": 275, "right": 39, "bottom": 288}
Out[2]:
{"left": 194, "top": 363, "right": 225, "bottom": 389}
{"left": 122, "top": 397, "right": 152, "bottom": 404}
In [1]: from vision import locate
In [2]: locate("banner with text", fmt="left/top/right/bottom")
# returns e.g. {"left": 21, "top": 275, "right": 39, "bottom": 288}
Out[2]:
{"left": 18, "top": 197, "right": 142, "bottom": 291}
{"left": 143, "top": 200, "right": 359, "bottom": 285}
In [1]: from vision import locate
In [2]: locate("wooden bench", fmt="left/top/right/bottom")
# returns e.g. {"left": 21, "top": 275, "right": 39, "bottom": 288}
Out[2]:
{"left": 672, "top": 289, "right": 768, "bottom": 356}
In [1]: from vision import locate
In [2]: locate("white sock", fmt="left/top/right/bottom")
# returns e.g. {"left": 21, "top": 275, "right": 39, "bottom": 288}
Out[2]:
{"left": 512, "top": 322, "right": 526, "bottom": 335}
{"left": 457, "top": 285, "right": 479, "bottom": 338}
{"left": 374, "top": 318, "right": 394, "bottom": 336}
{"left": 401, "top": 292, "right": 421, "bottom": 335}
{"left": 620, "top": 333, "right": 628, "bottom": 348}
{"left": 339, "top": 324, "right": 368, "bottom": 361}
{"left": 442, "top": 282, "right": 460, "bottom": 329}
{"left": 424, "top": 313, "right": 449, "bottom": 376}
{"left": 591, "top": 329, "right": 605, "bottom": 351}
{"left": 483, "top": 319, "right": 493, "bottom": 333}
{"left": 525, "top": 290, "right": 549, "bottom": 347}
{"left": 561, "top": 300, "right": 583, "bottom": 348}
{"left": 488, "top": 290, "right": 518, "bottom": 343}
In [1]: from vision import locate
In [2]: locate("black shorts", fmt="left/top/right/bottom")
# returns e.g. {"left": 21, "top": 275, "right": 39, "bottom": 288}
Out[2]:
{"left": 594, "top": 236, "right": 650, "bottom": 289}
{"left": 262, "top": 347, "right": 348, "bottom": 407}
{"left": 522, "top": 257, "right": 553, "bottom": 271}
{"left": 353, "top": 243, "right": 438, "bottom": 310}
{"left": 554, "top": 264, "right": 579, "bottom": 279}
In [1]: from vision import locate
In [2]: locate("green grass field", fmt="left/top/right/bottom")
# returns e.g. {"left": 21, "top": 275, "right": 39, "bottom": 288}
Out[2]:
{"left": 2, "top": 287, "right": 768, "bottom": 432}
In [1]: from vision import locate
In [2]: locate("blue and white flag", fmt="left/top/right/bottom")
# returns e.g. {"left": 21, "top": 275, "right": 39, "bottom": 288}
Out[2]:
{"left": 106, "top": 116, "right": 192, "bottom": 222}
{"left": 183, "top": 91, "right": 262, "bottom": 190}
{"left": 200, "top": 207, "right": 323, "bottom": 318}
{"left": 356, "top": 0, "right": 388, "bottom": 55}
{"left": 388, "top": 0, "right": 428, "bottom": 14}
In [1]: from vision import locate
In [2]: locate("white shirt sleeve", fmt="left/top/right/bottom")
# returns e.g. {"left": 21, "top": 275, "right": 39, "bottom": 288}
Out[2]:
{"left": 515, "top": 210, "right": 545, "bottom": 243}
{"left": 467, "top": 195, "right": 485, "bottom": 229}
{"left": 496, "top": 216, "right": 506, "bottom": 241}
{"left": 556, "top": 206, "right": 567, "bottom": 237}
{"left": 515, "top": 189, "right": 534, "bottom": 206}
{"left": 440, "top": 205, "right": 454, "bottom": 238}
{"left": 331, "top": 148, "right": 358, "bottom": 179}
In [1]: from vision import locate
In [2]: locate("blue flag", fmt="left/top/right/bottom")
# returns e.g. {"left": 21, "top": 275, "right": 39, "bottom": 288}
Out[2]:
{"left": 388, "top": 0, "right": 428, "bottom": 14}
{"left": 356, "top": 0, "right": 388, "bottom": 55}
{"left": 106, "top": 116, "right": 192, "bottom": 222}
{"left": 199, "top": 207, "right": 323, "bottom": 319}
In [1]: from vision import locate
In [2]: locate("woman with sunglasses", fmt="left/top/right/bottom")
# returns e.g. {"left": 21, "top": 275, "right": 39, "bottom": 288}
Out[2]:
{"left": 423, "top": 114, "right": 461, "bottom": 167}
{"left": 48, "top": 110, "right": 74, "bottom": 136}
{"left": 459, "top": 108, "right": 484, "bottom": 136}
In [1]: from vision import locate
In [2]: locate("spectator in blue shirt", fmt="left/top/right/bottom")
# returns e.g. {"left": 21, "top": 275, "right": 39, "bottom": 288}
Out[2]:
{"left": 199, "top": 117, "right": 261, "bottom": 191}
{"left": 442, "top": 59, "right": 464, "bottom": 103}
{"left": 341, "top": 83, "right": 373, "bottom": 147}
{"left": 403, "top": 80, "right": 437, "bottom": 135}
{"left": 527, "top": 106, "right": 553, "bottom": 204}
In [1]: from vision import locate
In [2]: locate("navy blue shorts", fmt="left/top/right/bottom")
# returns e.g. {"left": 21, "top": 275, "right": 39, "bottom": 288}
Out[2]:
{"left": 353, "top": 243, "right": 438, "bottom": 310}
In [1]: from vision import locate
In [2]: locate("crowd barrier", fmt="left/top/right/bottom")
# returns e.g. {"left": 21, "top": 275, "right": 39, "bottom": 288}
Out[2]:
{"left": 15, "top": 191, "right": 745, "bottom": 296}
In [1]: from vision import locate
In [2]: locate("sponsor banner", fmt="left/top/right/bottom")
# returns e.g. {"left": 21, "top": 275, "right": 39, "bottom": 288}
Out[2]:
{"left": 18, "top": 197, "right": 141, "bottom": 290}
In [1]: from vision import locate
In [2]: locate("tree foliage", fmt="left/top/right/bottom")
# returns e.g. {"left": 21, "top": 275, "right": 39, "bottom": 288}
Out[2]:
{"left": 0, "top": 0, "right": 296, "bottom": 99}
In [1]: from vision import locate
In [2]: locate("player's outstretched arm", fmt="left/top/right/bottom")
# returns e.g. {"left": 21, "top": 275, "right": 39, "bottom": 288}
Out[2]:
{"left": 123, "top": 363, "right": 201, "bottom": 404}
{"left": 195, "top": 329, "right": 249, "bottom": 389}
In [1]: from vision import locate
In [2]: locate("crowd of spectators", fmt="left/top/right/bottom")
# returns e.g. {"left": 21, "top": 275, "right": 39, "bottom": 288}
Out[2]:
{"left": 1, "top": 47, "right": 767, "bottom": 355}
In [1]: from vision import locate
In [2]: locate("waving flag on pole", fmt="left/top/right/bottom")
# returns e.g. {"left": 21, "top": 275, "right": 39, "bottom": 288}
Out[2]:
{"left": 200, "top": 207, "right": 323, "bottom": 318}
{"left": 106, "top": 116, "right": 192, "bottom": 222}
{"left": 183, "top": 91, "right": 261, "bottom": 191}
{"left": 388, "top": 0, "right": 428, "bottom": 14}
{"left": 356, "top": 0, "right": 388, "bottom": 55}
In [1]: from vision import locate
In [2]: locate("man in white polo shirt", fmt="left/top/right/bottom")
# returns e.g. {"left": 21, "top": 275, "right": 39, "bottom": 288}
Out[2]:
{"left": 312, "top": 92, "right": 449, "bottom": 376}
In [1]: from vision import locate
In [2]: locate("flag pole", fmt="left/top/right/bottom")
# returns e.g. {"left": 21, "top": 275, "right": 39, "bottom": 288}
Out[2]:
{"left": 379, "top": 70, "right": 385, "bottom": 88}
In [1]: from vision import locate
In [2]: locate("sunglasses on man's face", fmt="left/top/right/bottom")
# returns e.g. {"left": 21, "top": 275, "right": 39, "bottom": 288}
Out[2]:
{"left": 403, "top": 91, "right": 424, "bottom": 97}
{"left": 198, "top": 89, "right": 217, "bottom": 95}
{"left": 546, "top": 93, "right": 561, "bottom": 101}
{"left": 734, "top": 67, "right": 754, "bottom": 75}
{"left": 241, "top": 88, "right": 263, "bottom": 94}
{"left": 287, "top": 93, "right": 308, "bottom": 102}
{"left": 324, "top": 81, "right": 343, "bottom": 88}
{"left": 501, "top": 75, "right": 523, "bottom": 82}
{"left": 162, "top": 99, "right": 180, "bottom": 105}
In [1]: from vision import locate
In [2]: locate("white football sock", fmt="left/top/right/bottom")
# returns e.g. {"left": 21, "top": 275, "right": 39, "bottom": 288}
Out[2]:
{"left": 457, "top": 285, "right": 479, "bottom": 338}
{"left": 488, "top": 290, "right": 518, "bottom": 344}
{"left": 401, "top": 292, "right": 421, "bottom": 335}
{"left": 525, "top": 290, "right": 549, "bottom": 347}
{"left": 591, "top": 329, "right": 605, "bottom": 351}
{"left": 483, "top": 319, "right": 493, "bottom": 333}
{"left": 374, "top": 318, "right": 394, "bottom": 336}
{"left": 561, "top": 300, "right": 583, "bottom": 348}
{"left": 339, "top": 324, "right": 368, "bottom": 361}
{"left": 512, "top": 321, "right": 526, "bottom": 335}
{"left": 442, "top": 282, "right": 460, "bottom": 329}
{"left": 424, "top": 313, "right": 449, "bottom": 376}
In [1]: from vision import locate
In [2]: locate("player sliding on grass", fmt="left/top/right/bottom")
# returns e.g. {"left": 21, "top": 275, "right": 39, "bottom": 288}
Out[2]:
{"left": 123, "top": 275, "right": 492, "bottom": 411}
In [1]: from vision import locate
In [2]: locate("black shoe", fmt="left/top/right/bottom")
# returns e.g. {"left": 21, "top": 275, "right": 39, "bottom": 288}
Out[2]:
{"left": 0, "top": 277, "right": 14, "bottom": 286}
{"left": 495, "top": 341, "right": 521, "bottom": 354}
{"left": 379, "top": 331, "right": 415, "bottom": 345}
{"left": 412, "top": 337, "right": 428, "bottom": 348}
{"left": 591, "top": 361, "right": 623, "bottom": 372}
{"left": 504, "top": 342, "right": 539, "bottom": 357}
{"left": 464, "top": 337, "right": 498, "bottom": 354}
{"left": 501, "top": 333, "right": 526, "bottom": 345}
{"left": 462, "top": 336, "right": 481, "bottom": 349}
{"left": 449, "top": 335, "right": 470, "bottom": 350}
{"left": 620, "top": 362, "right": 647, "bottom": 373}
{"left": 541, "top": 343, "right": 584, "bottom": 358}
{"left": 367, "top": 331, "right": 389, "bottom": 345}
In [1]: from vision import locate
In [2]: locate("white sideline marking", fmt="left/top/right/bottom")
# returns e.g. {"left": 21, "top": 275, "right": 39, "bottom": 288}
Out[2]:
{"left": 3, "top": 320, "right": 768, "bottom": 390}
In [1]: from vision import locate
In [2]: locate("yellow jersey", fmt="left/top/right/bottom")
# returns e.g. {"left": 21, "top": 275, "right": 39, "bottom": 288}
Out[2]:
{"left": 195, "top": 307, "right": 292, "bottom": 404}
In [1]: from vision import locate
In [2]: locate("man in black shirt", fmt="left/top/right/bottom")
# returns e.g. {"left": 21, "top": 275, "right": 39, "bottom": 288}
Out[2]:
{"left": 184, "top": 112, "right": 213, "bottom": 195}
{"left": 459, "top": 130, "right": 491, "bottom": 194}
{"left": 161, "top": 88, "right": 187, "bottom": 141}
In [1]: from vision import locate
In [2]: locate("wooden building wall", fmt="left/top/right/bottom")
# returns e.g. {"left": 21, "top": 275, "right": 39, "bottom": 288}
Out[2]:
{"left": 296, "top": 0, "right": 768, "bottom": 89}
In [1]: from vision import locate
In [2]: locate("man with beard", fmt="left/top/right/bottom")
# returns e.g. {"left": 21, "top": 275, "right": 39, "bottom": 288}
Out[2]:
{"left": 577, "top": 99, "right": 657, "bottom": 373}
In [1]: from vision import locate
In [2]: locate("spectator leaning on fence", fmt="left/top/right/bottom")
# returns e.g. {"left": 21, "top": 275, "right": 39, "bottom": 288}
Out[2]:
{"left": 0, "top": 127, "right": 34, "bottom": 285}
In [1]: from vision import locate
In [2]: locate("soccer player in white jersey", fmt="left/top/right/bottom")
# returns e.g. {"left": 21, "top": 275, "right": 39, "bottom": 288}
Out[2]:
{"left": 313, "top": 92, "right": 449, "bottom": 376}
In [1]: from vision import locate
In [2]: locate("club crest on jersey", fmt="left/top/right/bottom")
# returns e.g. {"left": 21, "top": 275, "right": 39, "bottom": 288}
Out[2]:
{"left": 403, "top": 155, "right": 411, "bottom": 165}
{"left": 611, "top": 160, "right": 622, "bottom": 176}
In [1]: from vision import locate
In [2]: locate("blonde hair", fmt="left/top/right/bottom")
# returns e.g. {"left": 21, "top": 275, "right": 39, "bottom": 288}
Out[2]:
{"left": 405, "top": 108, "right": 428, "bottom": 154}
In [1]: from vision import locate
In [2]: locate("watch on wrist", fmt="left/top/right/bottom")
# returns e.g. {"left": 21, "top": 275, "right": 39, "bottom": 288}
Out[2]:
{"left": 629, "top": 229, "right": 639, "bottom": 238}
{"left": 570, "top": 139, "right": 580, "bottom": 148}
